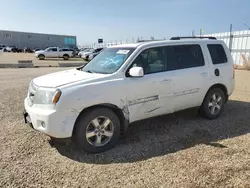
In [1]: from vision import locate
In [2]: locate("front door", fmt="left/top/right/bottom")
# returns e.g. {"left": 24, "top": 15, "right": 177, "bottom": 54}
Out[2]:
{"left": 124, "top": 46, "right": 174, "bottom": 122}
{"left": 46, "top": 47, "right": 58, "bottom": 58}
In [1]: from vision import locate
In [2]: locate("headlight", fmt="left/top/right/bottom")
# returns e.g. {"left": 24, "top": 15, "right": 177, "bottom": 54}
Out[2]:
{"left": 33, "top": 87, "right": 62, "bottom": 104}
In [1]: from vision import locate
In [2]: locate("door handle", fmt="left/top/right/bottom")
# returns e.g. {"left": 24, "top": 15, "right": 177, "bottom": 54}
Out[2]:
{"left": 160, "top": 79, "right": 172, "bottom": 84}
{"left": 200, "top": 72, "right": 208, "bottom": 77}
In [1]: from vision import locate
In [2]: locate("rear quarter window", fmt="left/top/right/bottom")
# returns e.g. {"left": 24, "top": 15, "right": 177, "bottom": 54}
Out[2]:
{"left": 207, "top": 44, "right": 228, "bottom": 64}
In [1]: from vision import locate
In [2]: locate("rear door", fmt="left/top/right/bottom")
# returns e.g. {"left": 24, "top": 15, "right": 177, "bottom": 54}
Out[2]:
{"left": 59, "top": 48, "right": 71, "bottom": 57}
{"left": 165, "top": 44, "right": 210, "bottom": 111}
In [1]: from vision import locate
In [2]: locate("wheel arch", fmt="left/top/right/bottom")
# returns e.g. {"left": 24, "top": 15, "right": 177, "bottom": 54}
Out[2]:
{"left": 204, "top": 83, "right": 228, "bottom": 103}
{"left": 72, "top": 103, "right": 129, "bottom": 137}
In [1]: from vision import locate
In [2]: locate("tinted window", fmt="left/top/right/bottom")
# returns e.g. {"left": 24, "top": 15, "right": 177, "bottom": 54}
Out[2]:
{"left": 46, "top": 48, "right": 57, "bottom": 52}
{"left": 164, "top": 45, "right": 205, "bottom": 71}
{"left": 207, "top": 44, "right": 227, "bottom": 64}
{"left": 129, "top": 47, "right": 166, "bottom": 75}
{"left": 60, "top": 48, "right": 72, "bottom": 52}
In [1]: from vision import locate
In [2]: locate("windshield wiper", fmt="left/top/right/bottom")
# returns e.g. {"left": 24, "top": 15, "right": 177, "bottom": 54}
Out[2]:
{"left": 83, "top": 70, "right": 109, "bottom": 74}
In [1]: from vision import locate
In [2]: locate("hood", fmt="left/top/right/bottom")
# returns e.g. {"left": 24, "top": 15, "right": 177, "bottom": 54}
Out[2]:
{"left": 33, "top": 69, "right": 108, "bottom": 88}
{"left": 82, "top": 52, "right": 92, "bottom": 55}
{"left": 35, "top": 50, "right": 45, "bottom": 54}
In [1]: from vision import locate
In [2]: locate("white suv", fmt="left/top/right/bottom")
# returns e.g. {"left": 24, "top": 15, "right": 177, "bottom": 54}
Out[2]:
{"left": 24, "top": 37, "right": 235, "bottom": 153}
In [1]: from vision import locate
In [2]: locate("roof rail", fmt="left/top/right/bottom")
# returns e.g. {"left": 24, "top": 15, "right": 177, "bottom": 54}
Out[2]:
{"left": 137, "top": 39, "right": 163, "bottom": 43}
{"left": 170, "top": 36, "right": 217, "bottom": 40}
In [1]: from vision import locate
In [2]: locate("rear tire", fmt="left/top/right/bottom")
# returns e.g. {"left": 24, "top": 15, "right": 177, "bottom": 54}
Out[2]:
{"left": 74, "top": 108, "right": 121, "bottom": 153}
{"left": 38, "top": 54, "right": 45, "bottom": 60}
{"left": 200, "top": 88, "right": 225, "bottom": 120}
{"left": 63, "top": 54, "right": 69, "bottom": 60}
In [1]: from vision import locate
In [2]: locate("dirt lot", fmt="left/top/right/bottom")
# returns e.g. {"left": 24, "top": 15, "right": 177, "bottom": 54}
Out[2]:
{"left": 0, "top": 52, "right": 84, "bottom": 66}
{"left": 0, "top": 68, "right": 250, "bottom": 188}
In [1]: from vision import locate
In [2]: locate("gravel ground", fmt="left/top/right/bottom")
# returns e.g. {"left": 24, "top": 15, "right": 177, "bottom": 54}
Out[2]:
{"left": 1, "top": 68, "right": 250, "bottom": 188}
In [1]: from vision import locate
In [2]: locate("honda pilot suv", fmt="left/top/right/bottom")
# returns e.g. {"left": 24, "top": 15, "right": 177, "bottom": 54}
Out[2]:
{"left": 24, "top": 37, "right": 235, "bottom": 153}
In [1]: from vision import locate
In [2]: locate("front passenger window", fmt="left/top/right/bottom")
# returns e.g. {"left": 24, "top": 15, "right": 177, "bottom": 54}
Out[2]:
{"left": 129, "top": 47, "right": 166, "bottom": 75}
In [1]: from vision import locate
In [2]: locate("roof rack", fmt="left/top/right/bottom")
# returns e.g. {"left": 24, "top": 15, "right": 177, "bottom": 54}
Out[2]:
{"left": 170, "top": 36, "right": 217, "bottom": 40}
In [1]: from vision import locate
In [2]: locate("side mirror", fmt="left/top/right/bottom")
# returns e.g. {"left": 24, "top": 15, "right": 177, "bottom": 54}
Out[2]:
{"left": 129, "top": 67, "right": 144, "bottom": 77}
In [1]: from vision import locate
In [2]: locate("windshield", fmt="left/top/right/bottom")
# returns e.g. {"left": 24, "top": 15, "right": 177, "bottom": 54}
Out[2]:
{"left": 83, "top": 48, "right": 93, "bottom": 52}
{"left": 82, "top": 47, "right": 135, "bottom": 74}
{"left": 88, "top": 48, "right": 95, "bottom": 53}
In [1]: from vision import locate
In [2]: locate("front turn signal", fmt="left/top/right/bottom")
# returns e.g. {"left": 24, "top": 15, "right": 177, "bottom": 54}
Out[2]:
{"left": 52, "top": 90, "right": 62, "bottom": 104}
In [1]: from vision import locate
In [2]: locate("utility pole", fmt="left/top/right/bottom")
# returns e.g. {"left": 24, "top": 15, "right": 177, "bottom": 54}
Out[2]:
{"left": 229, "top": 24, "right": 233, "bottom": 52}
{"left": 192, "top": 30, "right": 195, "bottom": 36}
{"left": 200, "top": 29, "right": 204, "bottom": 37}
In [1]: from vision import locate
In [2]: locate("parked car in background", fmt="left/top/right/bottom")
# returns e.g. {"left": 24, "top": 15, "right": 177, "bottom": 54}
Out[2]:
{"left": 0, "top": 47, "right": 4, "bottom": 53}
{"left": 6, "top": 46, "right": 16, "bottom": 52}
{"left": 34, "top": 48, "right": 42, "bottom": 52}
{"left": 24, "top": 47, "right": 34, "bottom": 53}
{"left": 88, "top": 48, "right": 105, "bottom": 61}
{"left": 0, "top": 44, "right": 6, "bottom": 52}
{"left": 72, "top": 47, "right": 80, "bottom": 56}
{"left": 66, "top": 48, "right": 78, "bottom": 57}
{"left": 23, "top": 36, "right": 235, "bottom": 153}
{"left": 35, "top": 47, "right": 74, "bottom": 60}
{"left": 78, "top": 48, "right": 92, "bottom": 58}
{"left": 11, "top": 47, "right": 19, "bottom": 52}
{"left": 79, "top": 48, "right": 90, "bottom": 53}
{"left": 80, "top": 47, "right": 104, "bottom": 61}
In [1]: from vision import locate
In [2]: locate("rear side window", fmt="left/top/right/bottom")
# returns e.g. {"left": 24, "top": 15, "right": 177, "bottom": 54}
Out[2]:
{"left": 165, "top": 45, "right": 205, "bottom": 71}
{"left": 50, "top": 48, "right": 57, "bottom": 52}
{"left": 207, "top": 44, "right": 227, "bottom": 64}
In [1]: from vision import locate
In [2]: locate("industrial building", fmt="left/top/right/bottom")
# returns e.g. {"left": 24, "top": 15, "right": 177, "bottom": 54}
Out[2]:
{"left": 0, "top": 30, "right": 77, "bottom": 49}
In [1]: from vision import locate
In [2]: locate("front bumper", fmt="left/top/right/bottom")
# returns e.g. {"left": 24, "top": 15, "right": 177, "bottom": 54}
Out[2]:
{"left": 24, "top": 98, "right": 78, "bottom": 138}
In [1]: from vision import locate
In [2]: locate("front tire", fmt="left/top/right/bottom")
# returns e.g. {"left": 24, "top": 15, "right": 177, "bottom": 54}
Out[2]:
{"left": 38, "top": 54, "right": 45, "bottom": 60}
{"left": 200, "top": 88, "right": 225, "bottom": 120}
{"left": 74, "top": 108, "right": 121, "bottom": 153}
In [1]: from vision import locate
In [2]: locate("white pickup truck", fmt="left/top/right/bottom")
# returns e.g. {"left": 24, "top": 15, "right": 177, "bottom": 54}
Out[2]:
{"left": 35, "top": 47, "right": 74, "bottom": 60}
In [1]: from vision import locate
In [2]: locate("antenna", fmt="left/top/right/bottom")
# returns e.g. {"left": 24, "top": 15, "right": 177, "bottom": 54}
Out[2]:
{"left": 242, "top": 22, "right": 250, "bottom": 30}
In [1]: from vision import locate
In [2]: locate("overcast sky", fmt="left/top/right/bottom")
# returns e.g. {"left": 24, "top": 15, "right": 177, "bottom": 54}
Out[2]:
{"left": 1, "top": 0, "right": 249, "bottom": 45}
